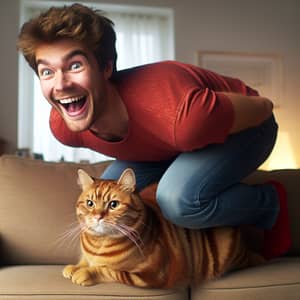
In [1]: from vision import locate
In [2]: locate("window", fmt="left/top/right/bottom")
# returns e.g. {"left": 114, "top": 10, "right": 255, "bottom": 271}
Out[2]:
{"left": 18, "top": 1, "right": 174, "bottom": 162}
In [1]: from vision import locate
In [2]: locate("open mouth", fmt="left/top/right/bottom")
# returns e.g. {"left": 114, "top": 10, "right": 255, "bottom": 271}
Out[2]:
{"left": 58, "top": 96, "right": 88, "bottom": 117}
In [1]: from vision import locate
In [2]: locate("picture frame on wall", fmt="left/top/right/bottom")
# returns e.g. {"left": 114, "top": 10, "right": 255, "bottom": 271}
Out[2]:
{"left": 196, "top": 51, "right": 283, "bottom": 107}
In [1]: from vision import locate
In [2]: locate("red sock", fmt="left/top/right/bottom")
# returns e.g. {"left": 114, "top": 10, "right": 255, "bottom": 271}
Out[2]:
{"left": 263, "top": 180, "right": 292, "bottom": 260}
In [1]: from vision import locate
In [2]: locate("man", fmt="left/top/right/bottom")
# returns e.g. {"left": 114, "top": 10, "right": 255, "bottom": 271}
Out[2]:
{"left": 18, "top": 3, "right": 290, "bottom": 259}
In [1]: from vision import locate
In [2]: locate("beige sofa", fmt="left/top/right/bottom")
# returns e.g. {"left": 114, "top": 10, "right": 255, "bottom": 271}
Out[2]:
{"left": 0, "top": 154, "right": 299, "bottom": 300}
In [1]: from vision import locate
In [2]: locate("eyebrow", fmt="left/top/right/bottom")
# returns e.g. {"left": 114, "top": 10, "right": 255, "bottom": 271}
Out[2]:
{"left": 36, "top": 49, "right": 89, "bottom": 67}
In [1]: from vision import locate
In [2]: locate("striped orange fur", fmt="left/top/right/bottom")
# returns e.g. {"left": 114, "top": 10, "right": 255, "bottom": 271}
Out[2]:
{"left": 62, "top": 168, "right": 264, "bottom": 288}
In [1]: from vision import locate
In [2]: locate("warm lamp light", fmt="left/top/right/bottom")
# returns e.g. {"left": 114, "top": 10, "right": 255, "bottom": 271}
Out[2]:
{"left": 259, "top": 131, "right": 297, "bottom": 170}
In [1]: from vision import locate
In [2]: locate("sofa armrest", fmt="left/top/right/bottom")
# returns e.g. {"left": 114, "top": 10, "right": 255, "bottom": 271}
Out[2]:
{"left": 244, "top": 169, "right": 300, "bottom": 255}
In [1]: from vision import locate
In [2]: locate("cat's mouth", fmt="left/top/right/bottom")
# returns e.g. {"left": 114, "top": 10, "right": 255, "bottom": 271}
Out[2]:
{"left": 87, "top": 221, "right": 119, "bottom": 236}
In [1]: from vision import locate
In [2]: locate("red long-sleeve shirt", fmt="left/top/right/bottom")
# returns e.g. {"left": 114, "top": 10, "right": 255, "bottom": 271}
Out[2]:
{"left": 50, "top": 61, "right": 258, "bottom": 161}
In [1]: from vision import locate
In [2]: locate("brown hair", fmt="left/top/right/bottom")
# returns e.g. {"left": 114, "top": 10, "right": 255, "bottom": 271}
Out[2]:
{"left": 17, "top": 3, "right": 117, "bottom": 74}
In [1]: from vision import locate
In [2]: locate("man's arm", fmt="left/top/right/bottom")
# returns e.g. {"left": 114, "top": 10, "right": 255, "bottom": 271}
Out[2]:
{"left": 223, "top": 92, "right": 274, "bottom": 134}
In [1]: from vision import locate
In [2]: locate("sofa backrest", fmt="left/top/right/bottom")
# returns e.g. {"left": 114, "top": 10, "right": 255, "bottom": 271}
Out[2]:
{"left": 0, "top": 155, "right": 111, "bottom": 265}
{"left": 0, "top": 155, "right": 299, "bottom": 266}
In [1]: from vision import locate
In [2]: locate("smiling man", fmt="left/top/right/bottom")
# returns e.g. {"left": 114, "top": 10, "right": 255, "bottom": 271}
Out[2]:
{"left": 18, "top": 3, "right": 291, "bottom": 260}
{"left": 35, "top": 40, "right": 127, "bottom": 139}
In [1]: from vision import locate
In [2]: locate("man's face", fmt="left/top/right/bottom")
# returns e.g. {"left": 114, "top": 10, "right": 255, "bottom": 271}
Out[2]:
{"left": 35, "top": 39, "right": 111, "bottom": 132}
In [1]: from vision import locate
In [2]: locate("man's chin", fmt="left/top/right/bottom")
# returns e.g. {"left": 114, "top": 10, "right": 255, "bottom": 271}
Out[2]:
{"left": 64, "top": 119, "right": 91, "bottom": 132}
{"left": 61, "top": 110, "right": 92, "bottom": 132}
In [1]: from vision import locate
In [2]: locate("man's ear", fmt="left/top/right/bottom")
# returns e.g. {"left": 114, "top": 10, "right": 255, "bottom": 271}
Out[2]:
{"left": 117, "top": 168, "right": 136, "bottom": 192}
{"left": 77, "top": 169, "right": 94, "bottom": 191}
{"left": 103, "top": 60, "right": 113, "bottom": 79}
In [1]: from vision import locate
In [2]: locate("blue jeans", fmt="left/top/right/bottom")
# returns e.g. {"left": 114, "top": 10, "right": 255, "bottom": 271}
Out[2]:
{"left": 101, "top": 115, "right": 279, "bottom": 230}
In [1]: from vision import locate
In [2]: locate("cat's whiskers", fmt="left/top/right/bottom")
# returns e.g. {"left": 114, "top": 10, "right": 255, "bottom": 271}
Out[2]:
{"left": 54, "top": 221, "right": 80, "bottom": 241}
{"left": 105, "top": 221, "right": 145, "bottom": 258}
{"left": 118, "top": 224, "right": 145, "bottom": 248}
{"left": 52, "top": 222, "right": 86, "bottom": 251}
{"left": 55, "top": 226, "right": 80, "bottom": 247}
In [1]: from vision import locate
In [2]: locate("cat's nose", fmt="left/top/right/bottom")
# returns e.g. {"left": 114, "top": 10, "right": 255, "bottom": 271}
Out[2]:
{"left": 94, "top": 213, "right": 103, "bottom": 221}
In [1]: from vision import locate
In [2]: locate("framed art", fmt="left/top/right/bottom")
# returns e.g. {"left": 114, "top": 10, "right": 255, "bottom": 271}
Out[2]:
{"left": 196, "top": 51, "right": 283, "bottom": 107}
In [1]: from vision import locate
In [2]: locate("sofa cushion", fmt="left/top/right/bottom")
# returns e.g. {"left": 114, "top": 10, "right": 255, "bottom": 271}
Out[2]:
{"left": 0, "top": 265, "right": 188, "bottom": 300}
{"left": 192, "top": 257, "right": 300, "bottom": 300}
{"left": 0, "top": 155, "right": 111, "bottom": 265}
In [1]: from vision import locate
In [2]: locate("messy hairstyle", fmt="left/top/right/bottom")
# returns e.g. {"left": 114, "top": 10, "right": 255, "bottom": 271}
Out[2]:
{"left": 17, "top": 3, "right": 117, "bottom": 74}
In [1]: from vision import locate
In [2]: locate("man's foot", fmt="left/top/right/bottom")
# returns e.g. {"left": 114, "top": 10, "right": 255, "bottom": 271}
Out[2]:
{"left": 263, "top": 181, "right": 291, "bottom": 260}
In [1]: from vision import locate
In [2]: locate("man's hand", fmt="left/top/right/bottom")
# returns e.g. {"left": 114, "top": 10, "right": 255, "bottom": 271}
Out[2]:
{"left": 223, "top": 92, "right": 274, "bottom": 134}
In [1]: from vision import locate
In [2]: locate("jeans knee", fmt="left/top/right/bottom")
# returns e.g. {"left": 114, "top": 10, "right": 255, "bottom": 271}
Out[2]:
{"left": 156, "top": 188, "right": 183, "bottom": 226}
{"left": 156, "top": 184, "right": 211, "bottom": 228}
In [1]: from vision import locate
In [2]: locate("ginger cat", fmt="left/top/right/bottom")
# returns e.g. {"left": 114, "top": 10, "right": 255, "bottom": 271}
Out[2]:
{"left": 63, "top": 168, "right": 264, "bottom": 288}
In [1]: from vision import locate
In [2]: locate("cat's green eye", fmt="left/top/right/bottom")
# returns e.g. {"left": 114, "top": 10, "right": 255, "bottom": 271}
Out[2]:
{"left": 86, "top": 200, "right": 94, "bottom": 208}
{"left": 108, "top": 200, "right": 119, "bottom": 210}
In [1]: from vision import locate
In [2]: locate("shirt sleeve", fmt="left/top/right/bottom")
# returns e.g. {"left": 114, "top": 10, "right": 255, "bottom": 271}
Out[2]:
{"left": 174, "top": 87, "right": 234, "bottom": 152}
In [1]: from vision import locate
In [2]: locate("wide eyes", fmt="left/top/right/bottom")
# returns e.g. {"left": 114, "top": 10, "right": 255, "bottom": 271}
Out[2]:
{"left": 108, "top": 200, "right": 120, "bottom": 210}
{"left": 86, "top": 200, "right": 94, "bottom": 208}
{"left": 38, "top": 61, "right": 83, "bottom": 78}
{"left": 85, "top": 199, "right": 120, "bottom": 210}
{"left": 70, "top": 62, "right": 82, "bottom": 71}
{"left": 39, "top": 68, "right": 53, "bottom": 78}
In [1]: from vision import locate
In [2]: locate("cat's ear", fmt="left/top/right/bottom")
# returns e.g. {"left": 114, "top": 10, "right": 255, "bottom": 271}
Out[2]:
{"left": 77, "top": 169, "right": 94, "bottom": 191}
{"left": 117, "top": 168, "right": 136, "bottom": 192}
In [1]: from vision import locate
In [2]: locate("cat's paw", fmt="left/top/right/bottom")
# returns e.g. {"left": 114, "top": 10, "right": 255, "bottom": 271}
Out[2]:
{"left": 62, "top": 265, "right": 79, "bottom": 279}
{"left": 71, "top": 268, "right": 96, "bottom": 286}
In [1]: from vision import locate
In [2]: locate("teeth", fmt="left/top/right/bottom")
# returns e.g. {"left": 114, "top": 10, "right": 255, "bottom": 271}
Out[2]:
{"left": 58, "top": 96, "right": 85, "bottom": 104}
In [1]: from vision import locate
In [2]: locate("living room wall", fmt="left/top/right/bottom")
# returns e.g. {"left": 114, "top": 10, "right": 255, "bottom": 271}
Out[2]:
{"left": 0, "top": 0, "right": 299, "bottom": 167}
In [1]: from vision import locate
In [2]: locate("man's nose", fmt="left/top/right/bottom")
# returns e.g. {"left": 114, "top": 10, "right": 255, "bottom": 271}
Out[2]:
{"left": 54, "top": 71, "right": 71, "bottom": 91}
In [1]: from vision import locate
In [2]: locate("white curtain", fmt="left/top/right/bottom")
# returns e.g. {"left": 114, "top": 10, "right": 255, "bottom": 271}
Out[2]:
{"left": 108, "top": 12, "right": 167, "bottom": 70}
{"left": 32, "top": 10, "right": 173, "bottom": 162}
